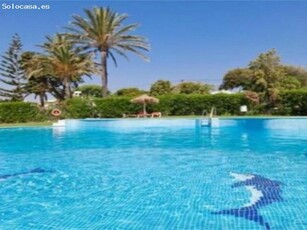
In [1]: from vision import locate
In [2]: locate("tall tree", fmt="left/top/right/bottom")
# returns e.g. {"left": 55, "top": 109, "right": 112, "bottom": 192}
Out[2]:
{"left": 115, "top": 87, "right": 146, "bottom": 97}
{"left": 220, "top": 49, "right": 301, "bottom": 104}
{"left": 150, "top": 80, "right": 172, "bottom": 96}
{"left": 23, "top": 35, "right": 96, "bottom": 102}
{"left": 219, "top": 68, "right": 252, "bottom": 90}
{"left": 283, "top": 65, "right": 307, "bottom": 88}
{"left": 22, "top": 52, "right": 56, "bottom": 107}
{"left": 173, "top": 81, "right": 213, "bottom": 94}
{"left": 21, "top": 34, "right": 95, "bottom": 102}
{"left": 67, "top": 7, "right": 150, "bottom": 97}
{"left": 23, "top": 51, "right": 78, "bottom": 102}
{"left": 41, "top": 34, "right": 96, "bottom": 99}
{"left": 0, "top": 34, "right": 26, "bottom": 101}
{"left": 76, "top": 84, "right": 104, "bottom": 98}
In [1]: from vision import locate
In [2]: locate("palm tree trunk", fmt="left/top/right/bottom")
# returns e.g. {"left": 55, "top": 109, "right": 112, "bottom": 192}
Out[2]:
{"left": 67, "top": 84, "right": 72, "bottom": 99}
{"left": 101, "top": 51, "right": 108, "bottom": 97}
{"left": 64, "top": 78, "right": 72, "bottom": 99}
{"left": 39, "top": 93, "right": 45, "bottom": 107}
{"left": 50, "top": 85, "right": 65, "bottom": 101}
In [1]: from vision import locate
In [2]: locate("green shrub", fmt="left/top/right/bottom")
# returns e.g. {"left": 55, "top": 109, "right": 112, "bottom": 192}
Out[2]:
{"left": 62, "top": 98, "right": 92, "bottom": 118}
{"left": 94, "top": 97, "right": 140, "bottom": 118}
{"left": 151, "top": 93, "right": 248, "bottom": 116}
{"left": 2, "top": 91, "right": 306, "bottom": 124}
{"left": 0, "top": 102, "right": 46, "bottom": 123}
{"left": 149, "top": 94, "right": 174, "bottom": 115}
{"left": 64, "top": 97, "right": 140, "bottom": 118}
{"left": 246, "top": 104, "right": 267, "bottom": 115}
{"left": 64, "top": 94, "right": 249, "bottom": 118}
{"left": 278, "top": 90, "right": 307, "bottom": 115}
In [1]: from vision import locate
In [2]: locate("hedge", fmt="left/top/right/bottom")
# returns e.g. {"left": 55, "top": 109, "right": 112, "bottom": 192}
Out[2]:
{"left": 1, "top": 91, "right": 306, "bottom": 123}
{"left": 63, "top": 97, "right": 140, "bottom": 118}
{"left": 94, "top": 97, "right": 140, "bottom": 118}
{"left": 277, "top": 90, "right": 307, "bottom": 115}
{"left": 151, "top": 94, "right": 249, "bottom": 115}
{"left": 62, "top": 98, "right": 93, "bottom": 118}
{"left": 64, "top": 93, "right": 250, "bottom": 118}
{"left": 0, "top": 102, "right": 47, "bottom": 123}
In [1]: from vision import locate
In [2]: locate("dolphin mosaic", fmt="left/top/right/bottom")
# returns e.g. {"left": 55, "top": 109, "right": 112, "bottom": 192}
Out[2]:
{"left": 212, "top": 172, "right": 284, "bottom": 230}
{"left": 0, "top": 168, "right": 49, "bottom": 180}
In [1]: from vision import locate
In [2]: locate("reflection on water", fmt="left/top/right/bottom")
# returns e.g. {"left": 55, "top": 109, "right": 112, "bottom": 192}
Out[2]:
{"left": 52, "top": 127, "right": 66, "bottom": 137}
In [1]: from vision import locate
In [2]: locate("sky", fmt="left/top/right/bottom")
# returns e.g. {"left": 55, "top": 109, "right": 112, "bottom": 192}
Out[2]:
{"left": 1, "top": 0, "right": 307, "bottom": 94}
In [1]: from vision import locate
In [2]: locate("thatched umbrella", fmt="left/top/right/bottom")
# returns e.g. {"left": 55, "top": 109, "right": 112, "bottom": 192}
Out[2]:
{"left": 131, "top": 94, "right": 159, "bottom": 114}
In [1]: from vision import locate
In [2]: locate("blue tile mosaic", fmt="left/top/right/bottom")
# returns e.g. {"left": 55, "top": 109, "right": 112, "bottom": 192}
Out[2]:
{"left": 212, "top": 173, "right": 284, "bottom": 230}
{"left": 0, "top": 168, "right": 49, "bottom": 180}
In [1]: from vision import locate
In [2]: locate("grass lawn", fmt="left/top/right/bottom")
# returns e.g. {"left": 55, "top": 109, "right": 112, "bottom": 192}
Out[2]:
{"left": 0, "top": 121, "right": 53, "bottom": 128}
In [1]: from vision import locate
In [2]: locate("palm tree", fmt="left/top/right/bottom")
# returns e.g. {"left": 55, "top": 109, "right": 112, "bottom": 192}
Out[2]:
{"left": 21, "top": 52, "right": 51, "bottom": 107}
{"left": 41, "top": 34, "right": 96, "bottom": 99}
{"left": 66, "top": 7, "right": 150, "bottom": 97}
{"left": 23, "top": 52, "right": 71, "bottom": 103}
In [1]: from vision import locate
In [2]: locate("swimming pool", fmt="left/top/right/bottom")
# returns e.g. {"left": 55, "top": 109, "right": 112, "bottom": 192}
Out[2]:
{"left": 0, "top": 118, "right": 306, "bottom": 229}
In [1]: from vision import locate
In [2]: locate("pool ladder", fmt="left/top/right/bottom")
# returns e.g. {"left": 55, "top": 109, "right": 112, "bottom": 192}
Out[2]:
{"left": 53, "top": 119, "right": 66, "bottom": 127}
{"left": 199, "top": 107, "right": 219, "bottom": 127}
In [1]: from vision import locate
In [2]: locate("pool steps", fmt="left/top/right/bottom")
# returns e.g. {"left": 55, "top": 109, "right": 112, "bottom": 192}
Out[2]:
{"left": 198, "top": 107, "right": 219, "bottom": 127}
{"left": 53, "top": 119, "right": 66, "bottom": 127}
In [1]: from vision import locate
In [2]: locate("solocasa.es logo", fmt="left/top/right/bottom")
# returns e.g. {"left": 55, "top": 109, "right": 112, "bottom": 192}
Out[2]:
{"left": 2, "top": 3, "right": 50, "bottom": 10}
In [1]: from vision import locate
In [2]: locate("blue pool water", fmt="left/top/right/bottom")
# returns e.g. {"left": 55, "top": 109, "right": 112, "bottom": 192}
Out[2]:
{"left": 0, "top": 118, "right": 306, "bottom": 229}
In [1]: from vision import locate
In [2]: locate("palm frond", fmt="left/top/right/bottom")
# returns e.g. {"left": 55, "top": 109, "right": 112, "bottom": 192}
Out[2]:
{"left": 65, "top": 7, "right": 150, "bottom": 66}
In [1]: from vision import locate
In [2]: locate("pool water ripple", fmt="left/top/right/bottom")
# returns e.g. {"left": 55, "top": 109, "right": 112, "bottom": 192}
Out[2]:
{"left": 0, "top": 119, "right": 306, "bottom": 229}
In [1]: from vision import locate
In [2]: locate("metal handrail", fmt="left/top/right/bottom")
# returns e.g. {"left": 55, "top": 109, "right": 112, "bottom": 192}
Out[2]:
{"left": 209, "top": 107, "right": 216, "bottom": 118}
{"left": 200, "top": 107, "right": 216, "bottom": 127}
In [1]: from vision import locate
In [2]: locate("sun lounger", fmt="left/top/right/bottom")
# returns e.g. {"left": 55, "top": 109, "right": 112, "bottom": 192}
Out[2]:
{"left": 123, "top": 112, "right": 162, "bottom": 118}
{"left": 137, "top": 112, "right": 151, "bottom": 118}
{"left": 150, "top": 112, "right": 162, "bottom": 118}
{"left": 122, "top": 113, "right": 137, "bottom": 118}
